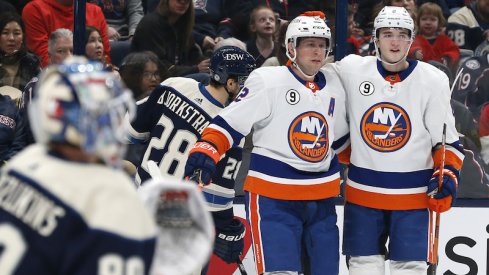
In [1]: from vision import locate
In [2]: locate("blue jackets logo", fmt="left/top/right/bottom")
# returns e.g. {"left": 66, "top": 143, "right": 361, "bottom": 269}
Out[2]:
{"left": 288, "top": 112, "right": 329, "bottom": 162}
{"left": 361, "top": 102, "right": 411, "bottom": 152}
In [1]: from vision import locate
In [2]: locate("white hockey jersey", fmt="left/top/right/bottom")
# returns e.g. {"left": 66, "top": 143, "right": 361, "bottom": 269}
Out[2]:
{"left": 334, "top": 55, "right": 464, "bottom": 210}
{"left": 201, "top": 65, "right": 349, "bottom": 200}
{"left": 0, "top": 145, "right": 157, "bottom": 274}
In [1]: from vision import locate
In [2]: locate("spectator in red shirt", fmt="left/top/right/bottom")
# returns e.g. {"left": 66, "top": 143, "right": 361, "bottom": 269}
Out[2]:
{"left": 409, "top": 2, "right": 460, "bottom": 69}
{"left": 22, "top": 0, "right": 111, "bottom": 67}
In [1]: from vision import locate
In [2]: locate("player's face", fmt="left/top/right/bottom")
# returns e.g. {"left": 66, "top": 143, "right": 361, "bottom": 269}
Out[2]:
{"left": 294, "top": 37, "right": 327, "bottom": 76}
{"left": 376, "top": 28, "right": 411, "bottom": 63}
{"left": 419, "top": 14, "right": 439, "bottom": 38}
{"left": 49, "top": 36, "right": 73, "bottom": 65}
{"left": 0, "top": 21, "right": 23, "bottom": 55}
{"left": 85, "top": 30, "right": 103, "bottom": 61}
{"left": 141, "top": 61, "right": 161, "bottom": 96}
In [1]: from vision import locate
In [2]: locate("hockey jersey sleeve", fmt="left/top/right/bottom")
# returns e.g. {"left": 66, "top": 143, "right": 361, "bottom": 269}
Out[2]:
{"left": 200, "top": 69, "right": 273, "bottom": 155}
{"left": 426, "top": 71, "right": 464, "bottom": 173}
{"left": 126, "top": 86, "right": 165, "bottom": 144}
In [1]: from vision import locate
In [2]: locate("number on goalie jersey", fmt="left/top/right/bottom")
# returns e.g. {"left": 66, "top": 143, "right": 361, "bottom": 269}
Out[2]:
{"left": 127, "top": 77, "right": 242, "bottom": 190}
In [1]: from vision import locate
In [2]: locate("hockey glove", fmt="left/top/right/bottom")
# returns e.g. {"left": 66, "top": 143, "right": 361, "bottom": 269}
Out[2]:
{"left": 427, "top": 168, "right": 458, "bottom": 213}
{"left": 184, "top": 141, "right": 220, "bottom": 186}
{"left": 214, "top": 218, "right": 245, "bottom": 264}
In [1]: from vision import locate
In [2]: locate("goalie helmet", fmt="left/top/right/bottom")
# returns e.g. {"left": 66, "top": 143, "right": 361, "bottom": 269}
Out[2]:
{"left": 209, "top": 46, "right": 256, "bottom": 88}
{"left": 373, "top": 6, "right": 415, "bottom": 41}
{"left": 285, "top": 14, "right": 332, "bottom": 62}
{"left": 29, "top": 56, "right": 135, "bottom": 167}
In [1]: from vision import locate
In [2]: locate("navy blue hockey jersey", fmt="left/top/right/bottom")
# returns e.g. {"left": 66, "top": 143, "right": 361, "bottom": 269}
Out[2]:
{"left": 127, "top": 77, "right": 242, "bottom": 211}
{"left": 0, "top": 145, "right": 157, "bottom": 275}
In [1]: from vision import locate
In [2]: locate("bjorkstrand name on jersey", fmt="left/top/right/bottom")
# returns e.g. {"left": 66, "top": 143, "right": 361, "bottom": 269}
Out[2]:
{"left": 157, "top": 89, "right": 210, "bottom": 134}
{"left": 0, "top": 174, "right": 65, "bottom": 237}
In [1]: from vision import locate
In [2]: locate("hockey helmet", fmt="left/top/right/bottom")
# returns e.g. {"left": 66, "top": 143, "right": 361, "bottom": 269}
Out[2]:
{"left": 373, "top": 6, "right": 415, "bottom": 41}
{"left": 209, "top": 46, "right": 256, "bottom": 88}
{"left": 29, "top": 56, "right": 135, "bottom": 167}
{"left": 285, "top": 14, "right": 332, "bottom": 62}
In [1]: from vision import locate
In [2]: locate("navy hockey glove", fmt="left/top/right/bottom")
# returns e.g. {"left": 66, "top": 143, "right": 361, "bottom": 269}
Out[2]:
{"left": 427, "top": 168, "right": 458, "bottom": 213}
{"left": 184, "top": 141, "right": 220, "bottom": 186}
{"left": 214, "top": 218, "right": 245, "bottom": 263}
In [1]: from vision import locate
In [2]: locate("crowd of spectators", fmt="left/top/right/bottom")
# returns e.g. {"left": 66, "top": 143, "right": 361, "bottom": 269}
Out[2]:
{"left": 1, "top": 0, "right": 489, "bottom": 199}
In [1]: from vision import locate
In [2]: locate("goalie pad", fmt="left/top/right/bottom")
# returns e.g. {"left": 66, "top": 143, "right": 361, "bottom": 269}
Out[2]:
{"left": 138, "top": 179, "right": 214, "bottom": 275}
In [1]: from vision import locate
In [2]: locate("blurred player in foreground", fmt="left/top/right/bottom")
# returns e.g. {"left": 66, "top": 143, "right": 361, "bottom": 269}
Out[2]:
{"left": 0, "top": 57, "right": 157, "bottom": 274}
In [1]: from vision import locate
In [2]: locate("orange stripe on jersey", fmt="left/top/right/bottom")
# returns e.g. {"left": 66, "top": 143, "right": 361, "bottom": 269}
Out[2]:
{"left": 244, "top": 176, "right": 340, "bottom": 200}
{"left": 345, "top": 184, "right": 429, "bottom": 210}
{"left": 249, "top": 193, "right": 264, "bottom": 274}
{"left": 337, "top": 145, "right": 351, "bottom": 165}
{"left": 201, "top": 128, "right": 231, "bottom": 156}
{"left": 433, "top": 148, "right": 463, "bottom": 170}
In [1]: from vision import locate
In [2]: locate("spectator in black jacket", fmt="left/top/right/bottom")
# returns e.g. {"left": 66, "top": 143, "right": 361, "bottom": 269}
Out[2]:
{"left": 131, "top": 0, "right": 210, "bottom": 77}
{"left": 0, "top": 12, "right": 40, "bottom": 92}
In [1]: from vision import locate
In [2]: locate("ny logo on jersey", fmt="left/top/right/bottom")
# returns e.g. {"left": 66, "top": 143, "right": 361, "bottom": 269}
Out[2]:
{"left": 361, "top": 102, "right": 411, "bottom": 152}
{"left": 288, "top": 112, "right": 329, "bottom": 162}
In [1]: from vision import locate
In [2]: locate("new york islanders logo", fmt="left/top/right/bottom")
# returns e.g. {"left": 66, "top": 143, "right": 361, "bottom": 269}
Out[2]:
{"left": 288, "top": 112, "right": 329, "bottom": 162}
{"left": 361, "top": 102, "right": 411, "bottom": 152}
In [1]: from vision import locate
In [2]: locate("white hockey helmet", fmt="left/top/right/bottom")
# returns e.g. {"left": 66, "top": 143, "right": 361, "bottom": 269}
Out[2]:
{"left": 373, "top": 6, "right": 415, "bottom": 41}
{"left": 29, "top": 56, "right": 135, "bottom": 167}
{"left": 285, "top": 14, "right": 332, "bottom": 62}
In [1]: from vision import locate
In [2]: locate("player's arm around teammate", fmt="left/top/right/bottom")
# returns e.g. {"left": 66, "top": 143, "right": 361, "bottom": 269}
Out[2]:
{"left": 185, "top": 12, "right": 350, "bottom": 275}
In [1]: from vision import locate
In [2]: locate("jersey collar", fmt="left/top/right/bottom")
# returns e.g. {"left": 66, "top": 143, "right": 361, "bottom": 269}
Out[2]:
{"left": 199, "top": 83, "right": 225, "bottom": 108}
{"left": 287, "top": 65, "right": 326, "bottom": 92}
{"left": 377, "top": 59, "right": 417, "bottom": 85}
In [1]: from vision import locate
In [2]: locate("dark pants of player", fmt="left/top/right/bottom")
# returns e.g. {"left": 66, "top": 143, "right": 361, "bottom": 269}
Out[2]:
{"left": 245, "top": 192, "right": 339, "bottom": 275}
{"left": 342, "top": 202, "right": 429, "bottom": 261}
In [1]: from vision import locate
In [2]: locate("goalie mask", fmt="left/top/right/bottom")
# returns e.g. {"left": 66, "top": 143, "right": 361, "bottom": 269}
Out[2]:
{"left": 29, "top": 56, "right": 135, "bottom": 167}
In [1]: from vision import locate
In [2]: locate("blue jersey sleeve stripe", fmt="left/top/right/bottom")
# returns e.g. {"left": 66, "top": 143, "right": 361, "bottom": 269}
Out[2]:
{"left": 332, "top": 133, "right": 350, "bottom": 150}
{"left": 211, "top": 116, "right": 245, "bottom": 147}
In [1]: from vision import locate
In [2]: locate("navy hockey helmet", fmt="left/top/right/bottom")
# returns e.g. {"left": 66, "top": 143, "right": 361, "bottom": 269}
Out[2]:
{"left": 209, "top": 46, "right": 256, "bottom": 88}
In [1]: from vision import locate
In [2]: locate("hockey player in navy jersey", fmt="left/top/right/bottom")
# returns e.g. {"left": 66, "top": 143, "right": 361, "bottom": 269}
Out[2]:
{"left": 127, "top": 46, "right": 256, "bottom": 271}
{"left": 184, "top": 12, "right": 350, "bottom": 275}
{"left": 333, "top": 6, "right": 465, "bottom": 274}
{"left": 0, "top": 57, "right": 157, "bottom": 275}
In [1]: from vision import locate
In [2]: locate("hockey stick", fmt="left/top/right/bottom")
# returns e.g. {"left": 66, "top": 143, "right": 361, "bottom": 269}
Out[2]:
{"left": 236, "top": 258, "right": 248, "bottom": 275}
{"left": 427, "top": 123, "right": 447, "bottom": 275}
{"left": 374, "top": 113, "right": 402, "bottom": 139}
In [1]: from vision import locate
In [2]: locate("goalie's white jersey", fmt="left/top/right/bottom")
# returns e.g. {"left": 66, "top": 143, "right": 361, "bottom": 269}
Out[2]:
{"left": 334, "top": 55, "right": 464, "bottom": 210}
{"left": 205, "top": 65, "right": 349, "bottom": 200}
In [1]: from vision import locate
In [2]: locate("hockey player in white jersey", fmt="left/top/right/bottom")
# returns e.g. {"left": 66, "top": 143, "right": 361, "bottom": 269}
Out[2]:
{"left": 333, "top": 6, "right": 465, "bottom": 275}
{"left": 184, "top": 12, "right": 349, "bottom": 275}
{"left": 0, "top": 57, "right": 157, "bottom": 275}
{"left": 127, "top": 46, "right": 256, "bottom": 272}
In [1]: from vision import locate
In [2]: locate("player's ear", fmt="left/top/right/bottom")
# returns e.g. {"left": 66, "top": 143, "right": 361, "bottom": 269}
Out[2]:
{"left": 287, "top": 42, "right": 295, "bottom": 58}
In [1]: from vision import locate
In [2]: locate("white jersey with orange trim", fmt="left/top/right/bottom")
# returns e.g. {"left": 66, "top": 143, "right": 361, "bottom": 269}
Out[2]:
{"left": 202, "top": 65, "right": 349, "bottom": 200}
{"left": 334, "top": 55, "right": 464, "bottom": 210}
